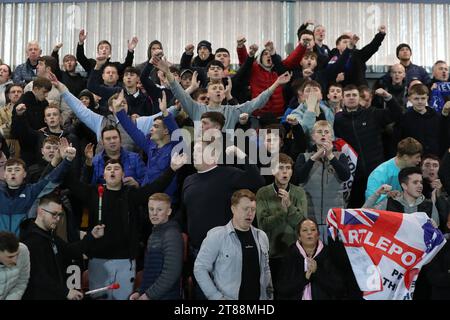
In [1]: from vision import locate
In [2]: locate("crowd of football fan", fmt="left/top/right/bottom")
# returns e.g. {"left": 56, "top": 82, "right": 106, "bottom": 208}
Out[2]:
{"left": 0, "top": 19, "right": 450, "bottom": 300}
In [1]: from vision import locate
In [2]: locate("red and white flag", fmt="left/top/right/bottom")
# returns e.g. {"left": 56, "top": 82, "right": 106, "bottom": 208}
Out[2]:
{"left": 333, "top": 138, "right": 358, "bottom": 205}
{"left": 327, "top": 208, "right": 446, "bottom": 300}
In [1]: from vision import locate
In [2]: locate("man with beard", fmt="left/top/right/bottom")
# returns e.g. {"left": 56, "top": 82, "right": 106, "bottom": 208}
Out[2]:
{"left": 20, "top": 192, "right": 105, "bottom": 300}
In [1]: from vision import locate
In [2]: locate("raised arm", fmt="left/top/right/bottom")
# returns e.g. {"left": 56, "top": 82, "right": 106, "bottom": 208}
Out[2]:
{"left": 236, "top": 36, "right": 249, "bottom": 66}
{"left": 118, "top": 108, "right": 150, "bottom": 149}
{"left": 51, "top": 43, "right": 64, "bottom": 80}
{"left": 359, "top": 26, "right": 386, "bottom": 63}
{"left": 235, "top": 71, "right": 292, "bottom": 114}
{"left": 76, "top": 29, "right": 93, "bottom": 74}
{"left": 153, "top": 56, "right": 205, "bottom": 121}
{"left": 282, "top": 41, "right": 307, "bottom": 70}
{"left": 49, "top": 72, "right": 104, "bottom": 139}
{"left": 130, "top": 154, "right": 187, "bottom": 204}
{"left": 180, "top": 44, "right": 194, "bottom": 70}
{"left": 29, "top": 145, "right": 76, "bottom": 200}
{"left": 87, "top": 57, "right": 119, "bottom": 98}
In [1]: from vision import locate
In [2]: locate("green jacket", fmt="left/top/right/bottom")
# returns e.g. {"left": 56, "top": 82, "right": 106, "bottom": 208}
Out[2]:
{"left": 256, "top": 183, "right": 307, "bottom": 258}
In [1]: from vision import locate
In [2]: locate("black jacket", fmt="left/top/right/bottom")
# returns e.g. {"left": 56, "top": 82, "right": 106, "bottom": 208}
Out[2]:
{"left": 11, "top": 111, "right": 81, "bottom": 169}
{"left": 394, "top": 107, "right": 443, "bottom": 156}
{"left": 372, "top": 77, "right": 408, "bottom": 110}
{"left": 66, "top": 167, "right": 175, "bottom": 259}
{"left": 334, "top": 98, "right": 402, "bottom": 176}
{"left": 276, "top": 243, "right": 344, "bottom": 300}
{"left": 20, "top": 221, "right": 94, "bottom": 300}
{"left": 327, "top": 32, "right": 386, "bottom": 87}
{"left": 12, "top": 91, "right": 48, "bottom": 131}
{"left": 426, "top": 241, "right": 450, "bottom": 300}
{"left": 76, "top": 43, "right": 134, "bottom": 78}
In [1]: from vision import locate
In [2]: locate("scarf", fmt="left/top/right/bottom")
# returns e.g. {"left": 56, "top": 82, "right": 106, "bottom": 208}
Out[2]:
{"left": 296, "top": 239, "right": 324, "bottom": 300}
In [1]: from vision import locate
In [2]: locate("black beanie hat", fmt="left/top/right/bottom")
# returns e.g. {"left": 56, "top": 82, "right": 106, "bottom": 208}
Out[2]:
{"left": 396, "top": 43, "right": 412, "bottom": 58}
{"left": 197, "top": 40, "right": 212, "bottom": 54}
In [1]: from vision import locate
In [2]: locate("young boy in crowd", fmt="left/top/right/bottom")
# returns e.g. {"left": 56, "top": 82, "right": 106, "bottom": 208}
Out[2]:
{"left": 129, "top": 193, "right": 183, "bottom": 300}
{"left": 395, "top": 84, "right": 443, "bottom": 156}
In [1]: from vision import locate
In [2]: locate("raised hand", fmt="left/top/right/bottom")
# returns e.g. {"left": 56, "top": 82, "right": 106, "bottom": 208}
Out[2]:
{"left": 112, "top": 90, "right": 126, "bottom": 113}
{"left": 84, "top": 143, "right": 95, "bottom": 161}
{"left": 53, "top": 43, "right": 63, "bottom": 52}
{"left": 185, "top": 44, "right": 195, "bottom": 55}
{"left": 224, "top": 77, "right": 233, "bottom": 100}
{"left": 186, "top": 71, "right": 200, "bottom": 93}
{"left": 152, "top": 55, "right": 170, "bottom": 74}
{"left": 351, "top": 34, "right": 360, "bottom": 47}
{"left": 79, "top": 29, "right": 87, "bottom": 45}
{"left": 237, "top": 36, "right": 247, "bottom": 48}
{"left": 170, "top": 153, "right": 188, "bottom": 171}
{"left": 47, "top": 71, "right": 60, "bottom": 87}
{"left": 378, "top": 25, "right": 387, "bottom": 34}
{"left": 159, "top": 91, "right": 168, "bottom": 116}
{"left": 150, "top": 49, "right": 164, "bottom": 64}
{"left": 249, "top": 44, "right": 259, "bottom": 57}
{"left": 64, "top": 146, "right": 77, "bottom": 162}
{"left": 264, "top": 41, "right": 275, "bottom": 55}
{"left": 127, "top": 36, "right": 139, "bottom": 51}
{"left": 336, "top": 72, "right": 345, "bottom": 83}
{"left": 58, "top": 137, "right": 70, "bottom": 159}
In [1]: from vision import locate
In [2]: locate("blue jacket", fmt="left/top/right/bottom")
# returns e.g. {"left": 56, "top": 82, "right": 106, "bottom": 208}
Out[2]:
{"left": 116, "top": 109, "right": 180, "bottom": 197}
{"left": 12, "top": 59, "right": 37, "bottom": 84}
{"left": 90, "top": 148, "right": 146, "bottom": 186}
{"left": 61, "top": 89, "right": 178, "bottom": 147}
{"left": 0, "top": 159, "right": 71, "bottom": 235}
{"left": 194, "top": 220, "right": 273, "bottom": 300}
{"left": 139, "top": 220, "right": 183, "bottom": 300}
{"left": 430, "top": 82, "right": 450, "bottom": 113}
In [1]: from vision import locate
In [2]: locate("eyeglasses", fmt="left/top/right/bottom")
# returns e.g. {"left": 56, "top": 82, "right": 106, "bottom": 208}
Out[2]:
{"left": 41, "top": 207, "right": 64, "bottom": 218}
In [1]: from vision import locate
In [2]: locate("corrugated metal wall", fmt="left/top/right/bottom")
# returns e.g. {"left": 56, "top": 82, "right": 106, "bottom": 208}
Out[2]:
{"left": 0, "top": 1, "right": 448, "bottom": 72}
{"left": 293, "top": 1, "right": 450, "bottom": 72}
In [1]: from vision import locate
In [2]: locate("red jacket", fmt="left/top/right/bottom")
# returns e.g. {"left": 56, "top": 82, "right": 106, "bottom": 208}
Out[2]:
{"left": 237, "top": 44, "right": 306, "bottom": 118}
